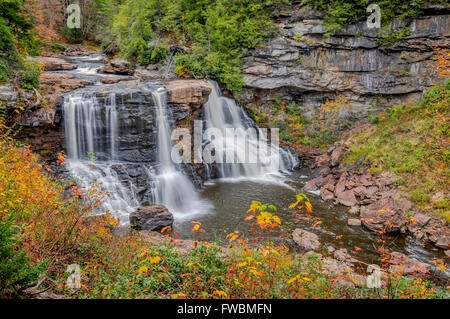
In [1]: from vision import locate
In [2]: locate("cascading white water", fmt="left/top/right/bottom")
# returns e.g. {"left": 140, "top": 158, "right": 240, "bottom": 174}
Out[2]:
{"left": 202, "top": 80, "right": 297, "bottom": 181}
{"left": 151, "top": 89, "right": 211, "bottom": 218}
{"left": 63, "top": 92, "right": 138, "bottom": 222}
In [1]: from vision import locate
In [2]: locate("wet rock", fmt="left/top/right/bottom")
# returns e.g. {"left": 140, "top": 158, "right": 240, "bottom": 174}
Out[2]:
{"left": 166, "top": 80, "right": 211, "bottom": 110}
{"left": 320, "top": 187, "right": 335, "bottom": 201}
{"left": 348, "top": 205, "right": 360, "bottom": 214}
{"left": 0, "top": 86, "right": 18, "bottom": 108}
{"left": 134, "top": 67, "right": 161, "bottom": 79}
{"left": 292, "top": 228, "right": 320, "bottom": 252}
{"left": 360, "top": 198, "right": 407, "bottom": 233}
{"left": 100, "top": 57, "right": 135, "bottom": 75}
{"left": 445, "top": 250, "right": 450, "bottom": 257}
{"left": 348, "top": 218, "right": 361, "bottom": 226}
{"left": 389, "top": 252, "right": 431, "bottom": 275}
{"left": 337, "top": 190, "right": 358, "bottom": 207}
{"left": 100, "top": 76, "right": 122, "bottom": 84}
{"left": 435, "top": 235, "right": 449, "bottom": 250}
{"left": 130, "top": 205, "right": 174, "bottom": 231}
{"left": 333, "top": 248, "right": 357, "bottom": 265}
{"left": 28, "top": 56, "right": 75, "bottom": 71}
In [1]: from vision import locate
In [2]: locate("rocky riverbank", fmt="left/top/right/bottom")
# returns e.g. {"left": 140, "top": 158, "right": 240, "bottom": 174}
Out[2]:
{"left": 302, "top": 135, "right": 449, "bottom": 255}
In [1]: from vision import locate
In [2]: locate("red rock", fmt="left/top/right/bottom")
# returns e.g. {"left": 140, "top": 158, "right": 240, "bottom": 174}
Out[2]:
{"left": 320, "top": 187, "right": 335, "bottom": 201}
{"left": 363, "top": 186, "right": 378, "bottom": 198}
{"left": 315, "top": 154, "right": 330, "bottom": 167}
{"left": 330, "top": 146, "right": 344, "bottom": 166}
{"left": 360, "top": 198, "right": 407, "bottom": 233}
{"left": 348, "top": 218, "right": 361, "bottom": 226}
{"left": 435, "top": 235, "right": 449, "bottom": 249}
{"left": 337, "top": 190, "right": 358, "bottom": 206}
{"left": 389, "top": 252, "right": 431, "bottom": 275}
{"left": 100, "top": 76, "right": 122, "bottom": 84}
{"left": 292, "top": 228, "right": 320, "bottom": 251}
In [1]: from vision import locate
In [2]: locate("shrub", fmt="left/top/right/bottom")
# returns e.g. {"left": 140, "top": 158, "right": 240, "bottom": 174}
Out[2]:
{"left": 0, "top": 216, "right": 46, "bottom": 297}
{"left": 18, "top": 61, "right": 41, "bottom": 90}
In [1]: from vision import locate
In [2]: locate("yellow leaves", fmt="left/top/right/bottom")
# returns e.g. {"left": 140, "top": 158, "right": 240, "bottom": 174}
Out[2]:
{"left": 226, "top": 231, "right": 239, "bottom": 243}
{"left": 149, "top": 256, "right": 161, "bottom": 264}
{"left": 236, "top": 262, "right": 247, "bottom": 268}
{"left": 272, "top": 215, "right": 281, "bottom": 225}
{"left": 305, "top": 201, "right": 312, "bottom": 213}
{"left": 136, "top": 266, "right": 148, "bottom": 274}
{"left": 213, "top": 290, "right": 228, "bottom": 298}
{"left": 191, "top": 221, "right": 205, "bottom": 232}
{"left": 247, "top": 202, "right": 259, "bottom": 213}
{"left": 288, "top": 201, "right": 299, "bottom": 209}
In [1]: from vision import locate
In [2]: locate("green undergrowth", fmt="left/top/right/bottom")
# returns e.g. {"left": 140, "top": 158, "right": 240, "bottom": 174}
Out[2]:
{"left": 345, "top": 80, "right": 450, "bottom": 220}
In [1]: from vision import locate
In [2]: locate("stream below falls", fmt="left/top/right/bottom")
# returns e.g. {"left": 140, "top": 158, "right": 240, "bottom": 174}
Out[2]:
{"left": 52, "top": 54, "right": 448, "bottom": 282}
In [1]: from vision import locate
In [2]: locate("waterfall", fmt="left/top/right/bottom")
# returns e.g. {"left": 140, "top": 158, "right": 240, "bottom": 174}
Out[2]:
{"left": 202, "top": 80, "right": 297, "bottom": 181}
{"left": 63, "top": 92, "right": 138, "bottom": 222}
{"left": 151, "top": 89, "right": 211, "bottom": 218}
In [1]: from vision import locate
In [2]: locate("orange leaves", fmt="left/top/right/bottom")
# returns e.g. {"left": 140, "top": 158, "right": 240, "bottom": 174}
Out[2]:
{"left": 191, "top": 221, "right": 205, "bottom": 233}
{"left": 428, "top": 47, "right": 450, "bottom": 77}
{"left": 226, "top": 231, "right": 239, "bottom": 243}
{"left": 56, "top": 151, "right": 66, "bottom": 167}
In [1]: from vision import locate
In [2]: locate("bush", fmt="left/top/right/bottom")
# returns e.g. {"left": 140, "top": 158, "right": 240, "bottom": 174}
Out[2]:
{"left": 62, "top": 25, "right": 84, "bottom": 44}
{"left": 0, "top": 216, "right": 46, "bottom": 297}
{"left": 18, "top": 61, "right": 41, "bottom": 90}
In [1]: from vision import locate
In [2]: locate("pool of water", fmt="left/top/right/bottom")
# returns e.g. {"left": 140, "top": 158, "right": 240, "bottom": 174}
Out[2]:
{"left": 174, "top": 169, "right": 448, "bottom": 278}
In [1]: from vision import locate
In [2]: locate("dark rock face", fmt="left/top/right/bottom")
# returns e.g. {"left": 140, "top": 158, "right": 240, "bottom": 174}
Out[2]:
{"left": 237, "top": 5, "right": 449, "bottom": 123}
{"left": 130, "top": 205, "right": 174, "bottom": 231}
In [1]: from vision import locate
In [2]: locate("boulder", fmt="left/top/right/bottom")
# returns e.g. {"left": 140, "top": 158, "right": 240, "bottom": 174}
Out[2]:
{"left": 330, "top": 145, "right": 344, "bottom": 166}
{"left": 166, "top": 80, "right": 212, "bottom": 110}
{"left": 134, "top": 67, "right": 161, "bottom": 79}
{"left": 389, "top": 252, "right": 431, "bottom": 275}
{"left": 100, "top": 58, "right": 135, "bottom": 75}
{"left": 337, "top": 190, "right": 358, "bottom": 207}
{"left": 320, "top": 187, "right": 335, "bottom": 201}
{"left": 100, "top": 76, "right": 122, "bottom": 84}
{"left": 130, "top": 205, "right": 174, "bottom": 231}
{"left": 435, "top": 235, "right": 449, "bottom": 250}
{"left": 333, "top": 248, "right": 357, "bottom": 265}
{"left": 360, "top": 198, "right": 407, "bottom": 233}
{"left": 28, "top": 56, "right": 75, "bottom": 71}
{"left": 347, "top": 218, "right": 361, "bottom": 226}
{"left": 292, "top": 228, "right": 320, "bottom": 251}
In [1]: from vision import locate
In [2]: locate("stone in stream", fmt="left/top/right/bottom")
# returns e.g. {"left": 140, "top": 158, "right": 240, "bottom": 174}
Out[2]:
{"left": 100, "top": 76, "right": 122, "bottom": 84}
{"left": 292, "top": 228, "right": 320, "bottom": 252}
{"left": 337, "top": 190, "right": 358, "bottom": 207}
{"left": 347, "top": 218, "right": 361, "bottom": 226}
{"left": 388, "top": 252, "right": 431, "bottom": 275}
{"left": 360, "top": 198, "right": 407, "bottom": 233}
{"left": 130, "top": 205, "right": 174, "bottom": 231}
{"left": 100, "top": 57, "right": 135, "bottom": 75}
